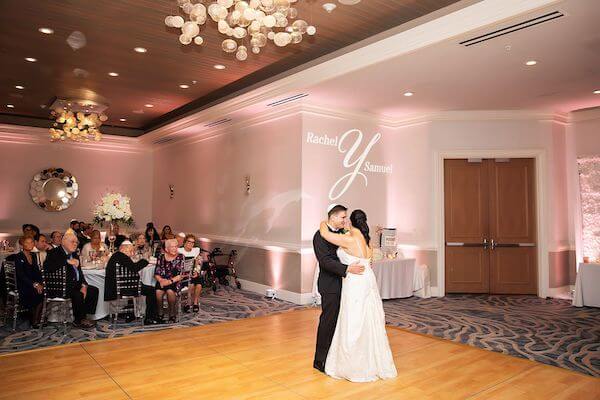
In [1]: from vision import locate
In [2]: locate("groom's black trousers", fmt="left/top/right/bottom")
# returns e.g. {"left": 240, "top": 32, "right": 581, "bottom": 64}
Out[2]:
{"left": 315, "top": 291, "right": 341, "bottom": 364}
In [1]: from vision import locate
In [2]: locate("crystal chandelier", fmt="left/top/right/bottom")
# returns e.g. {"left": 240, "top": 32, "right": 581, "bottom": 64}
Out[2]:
{"left": 48, "top": 99, "right": 107, "bottom": 142}
{"left": 164, "top": 0, "right": 316, "bottom": 61}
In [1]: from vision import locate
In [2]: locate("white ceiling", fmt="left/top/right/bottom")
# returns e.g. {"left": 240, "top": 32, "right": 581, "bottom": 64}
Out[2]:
{"left": 304, "top": 0, "right": 600, "bottom": 119}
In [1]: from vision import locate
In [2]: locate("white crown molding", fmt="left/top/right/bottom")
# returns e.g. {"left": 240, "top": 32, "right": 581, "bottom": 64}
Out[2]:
{"left": 568, "top": 107, "right": 600, "bottom": 123}
{"left": 0, "top": 124, "right": 149, "bottom": 154}
{"left": 143, "top": 0, "right": 561, "bottom": 144}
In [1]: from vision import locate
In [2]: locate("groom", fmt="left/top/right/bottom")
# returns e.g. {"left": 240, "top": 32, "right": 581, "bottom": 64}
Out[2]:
{"left": 313, "top": 204, "right": 365, "bottom": 373}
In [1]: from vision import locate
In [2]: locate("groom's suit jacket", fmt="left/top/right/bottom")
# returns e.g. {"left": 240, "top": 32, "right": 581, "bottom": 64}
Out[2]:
{"left": 313, "top": 227, "right": 347, "bottom": 294}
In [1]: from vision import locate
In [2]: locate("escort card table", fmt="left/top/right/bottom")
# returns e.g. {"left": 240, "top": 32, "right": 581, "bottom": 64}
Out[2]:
{"left": 372, "top": 258, "right": 416, "bottom": 299}
{"left": 573, "top": 263, "right": 600, "bottom": 307}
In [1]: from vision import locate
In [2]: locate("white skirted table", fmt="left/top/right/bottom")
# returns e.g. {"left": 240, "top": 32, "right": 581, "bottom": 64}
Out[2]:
{"left": 82, "top": 269, "right": 108, "bottom": 320}
{"left": 311, "top": 257, "right": 431, "bottom": 302}
{"left": 81, "top": 263, "right": 157, "bottom": 320}
{"left": 573, "top": 263, "right": 600, "bottom": 307}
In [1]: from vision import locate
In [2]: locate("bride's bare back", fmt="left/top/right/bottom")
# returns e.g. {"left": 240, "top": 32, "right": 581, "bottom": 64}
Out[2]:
{"left": 341, "top": 228, "right": 372, "bottom": 259}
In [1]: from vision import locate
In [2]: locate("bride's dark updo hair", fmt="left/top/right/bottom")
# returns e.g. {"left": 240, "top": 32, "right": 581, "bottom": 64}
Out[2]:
{"left": 350, "top": 209, "right": 370, "bottom": 245}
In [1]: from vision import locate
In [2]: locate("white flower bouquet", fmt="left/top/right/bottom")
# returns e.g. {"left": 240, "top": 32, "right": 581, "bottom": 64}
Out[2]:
{"left": 93, "top": 192, "right": 134, "bottom": 226}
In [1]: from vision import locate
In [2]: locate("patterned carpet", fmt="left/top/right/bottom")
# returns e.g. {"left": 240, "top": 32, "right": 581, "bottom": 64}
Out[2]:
{"left": 0, "top": 288, "right": 305, "bottom": 354}
{"left": 383, "top": 294, "right": 600, "bottom": 377}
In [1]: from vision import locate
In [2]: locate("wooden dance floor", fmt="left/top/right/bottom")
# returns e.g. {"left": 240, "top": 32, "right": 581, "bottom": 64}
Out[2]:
{"left": 0, "top": 308, "right": 598, "bottom": 399}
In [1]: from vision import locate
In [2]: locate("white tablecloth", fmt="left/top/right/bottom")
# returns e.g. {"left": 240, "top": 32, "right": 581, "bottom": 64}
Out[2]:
{"left": 83, "top": 269, "right": 108, "bottom": 320}
{"left": 372, "top": 259, "right": 416, "bottom": 299}
{"left": 311, "top": 257, "right": 431, "bottom": 302}
{"left": 573, "top": 263, "right": 600, "bottom": 307}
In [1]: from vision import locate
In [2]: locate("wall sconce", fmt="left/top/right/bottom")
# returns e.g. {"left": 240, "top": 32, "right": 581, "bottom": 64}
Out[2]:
{"left": 169, "top": 184, "right": 174, "bottom": 199}
{"left": 245, "top": 175, "right": 251, "bottom": 195}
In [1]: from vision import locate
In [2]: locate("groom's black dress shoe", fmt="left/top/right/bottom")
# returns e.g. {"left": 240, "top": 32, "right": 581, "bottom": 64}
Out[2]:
{"left": 313, "top": 360, "right": 325, "bottom": 373}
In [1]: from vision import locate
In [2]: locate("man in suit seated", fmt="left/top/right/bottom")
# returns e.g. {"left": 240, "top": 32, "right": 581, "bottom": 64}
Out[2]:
{"left": 44, "top": 231, "right": 99, "bottom": 328}
{"left": 104, "top": 240, "right": 149, "bottom": 323}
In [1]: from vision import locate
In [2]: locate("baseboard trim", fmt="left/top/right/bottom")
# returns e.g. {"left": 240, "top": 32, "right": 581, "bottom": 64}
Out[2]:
{"left": 547, "top": 285, "right": 571, "bottom": 298}
{"left": 237, "top": 279, "right": 314, "bottom": 305}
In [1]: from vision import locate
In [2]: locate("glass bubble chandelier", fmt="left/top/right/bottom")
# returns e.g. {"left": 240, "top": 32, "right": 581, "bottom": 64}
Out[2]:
{"left": 165, "top": 0, "right": 316, "bottom": 61}
{"left": 49, "top": 106, "right": 106, "bottom": 142}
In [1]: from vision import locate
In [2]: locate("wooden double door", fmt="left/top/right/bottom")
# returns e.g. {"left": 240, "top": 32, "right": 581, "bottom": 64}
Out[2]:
{"left": 444, "top": 158, "right": 537, "bottom": 294}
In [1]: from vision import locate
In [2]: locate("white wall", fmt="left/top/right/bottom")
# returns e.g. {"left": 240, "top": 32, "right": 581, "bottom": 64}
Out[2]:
{"left": 0, "top": 125, "right": 153, "bottom": 235}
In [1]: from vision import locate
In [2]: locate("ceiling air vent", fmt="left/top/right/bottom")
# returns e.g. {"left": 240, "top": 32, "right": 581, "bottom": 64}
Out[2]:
{"left": 460, "top": 10, "right": 564, "bottom": 47}
{"left": 266, "top": 93, "right": 308, "bottom": 107}
{"left": 204, "top": 118, "right": 232, "bottom": 128}
{"left": 153, "top": 137, "right": 175, "bottom": 145}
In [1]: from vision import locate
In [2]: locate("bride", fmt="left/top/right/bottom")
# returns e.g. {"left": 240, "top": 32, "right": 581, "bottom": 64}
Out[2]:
{"left": 319, "top": 209, "right": 397, "bottom": 382}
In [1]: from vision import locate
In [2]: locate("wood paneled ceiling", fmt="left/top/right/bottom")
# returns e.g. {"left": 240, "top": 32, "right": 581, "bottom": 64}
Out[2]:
{"left": 0, "top": 0, "right": 460, "bottom": 136}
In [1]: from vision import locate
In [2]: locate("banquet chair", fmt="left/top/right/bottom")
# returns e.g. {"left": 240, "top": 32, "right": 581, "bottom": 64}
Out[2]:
{"left": 176, "top": 258, "right": 194, "bottom": 322}
{"left": 110, "top": 265, "right": 143, "bottom": 329}
{"left": 41, "top": 266, "right": 72, "bottom": 334}
{"left": 3, "top": 261, "right": 24, "bottom": 331}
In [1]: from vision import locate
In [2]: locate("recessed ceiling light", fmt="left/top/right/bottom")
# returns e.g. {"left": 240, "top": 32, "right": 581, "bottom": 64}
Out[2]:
{"left": 525, "top": 60, "right": 537, "bottom": 66}
{"left": 179, "top": 84, "right": 190, "bottom": 89}
{"left": 108, "top": 72, "right": 119, "bottom": 77}
{"left": 404, "top": 91, "right": 414, "bottom": 97}
{"left": 38, "top": 27, "right": 54, "bottom": 34}
{"left": 15, "top": 85, "right": 25, "bottom": 90}
{"left": 6, "top": 104, "right": 15, "bottom": 108}
{"left": 214, "top": 64, "right": 226, "bottom": 70}
{"left": 134, "top": 47, "right": 147, "bottom": 53}
{"left": 144, "top": 104, "right": 154, "bottom": 108}
{"left": 323, "top": 3, "right": 337, "bottom": 12}
{"left": 594, "top": 90, "right": 600, "bottom": 95}
{"left": 25, "top": 57, "right": 37, "bottom": 62}
{"left": 119, "top": 118, "right": 127, "bottom": 122}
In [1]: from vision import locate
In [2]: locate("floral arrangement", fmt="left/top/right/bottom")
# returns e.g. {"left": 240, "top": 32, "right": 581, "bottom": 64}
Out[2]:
{"left": 92, "top": 192, "right": 134, "bottom": 226}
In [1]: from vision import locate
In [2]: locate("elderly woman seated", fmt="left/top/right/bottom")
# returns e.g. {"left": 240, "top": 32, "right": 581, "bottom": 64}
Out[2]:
{"left": 129, "top": 232, "right": 151, "bottom": 261}
{"left": 14, "top": 236, "right": 44, "bottom": 328}
{"left": 104, "top": 240, "right": 149, "bottom": 322}
{"left": 178, "top": 234, "right": 203, "bottom": 313}
{"left": 80, "top": 230, "right": 108, "bottom": 268}
{"left": 154, "top": 238, "right": 187, "bottom": 323}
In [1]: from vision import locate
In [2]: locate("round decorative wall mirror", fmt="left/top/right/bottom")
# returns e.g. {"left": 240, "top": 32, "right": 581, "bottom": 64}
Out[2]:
{"left": 29, "top": 168, "right": 78, "bottom": 211}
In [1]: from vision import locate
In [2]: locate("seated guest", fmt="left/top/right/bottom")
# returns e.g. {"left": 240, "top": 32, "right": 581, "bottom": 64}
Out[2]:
{"left": 78, "top": 223, "right": 93, "bottom": 250}
{"left": 176, "top": 232, "right": 186, "bottom": 248}
{"left": 49, "top": 231, "right": 63, "bottom": 248}
{"left": 154, "top": 239, "right": 186, "bottom": 323}
{"left": 105, "top": 224, "right": 127, "bottom": 249}
{"left": 80, "top": 230, "right": 108, "bottom": 268}
{"left": 69, "top": 220, "right": 81, "bottom": 234}
{"left": 104, "top": 240, "right": 149, "bottom": 322}
{"left": 15, "top": 224, "right": 40, "bottom": 251}
{"left": 160, "top": 225, "right": 173, "bottom": 240}
{"left": 14, "top": 236, "right": 44, "bottom": 328}
{"left": 145, "top": 223, "right": 161, "bottom": 245}
{"left": 130, "top": 233, "right": 151, "bottom": 261}
{"left": 178, "top": 234, "right": 202, "bottom": 313}
{"left": 32, "top": 233, "right": 49, "bottom": 266}
{"left": 44, "top": 231, "right": 99, "bottom": 328}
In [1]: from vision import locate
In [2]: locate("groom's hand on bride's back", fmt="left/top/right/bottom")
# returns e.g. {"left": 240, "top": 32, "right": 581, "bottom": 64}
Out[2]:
{"left": 347, "top": 263, "right": 365, "bottom": 275}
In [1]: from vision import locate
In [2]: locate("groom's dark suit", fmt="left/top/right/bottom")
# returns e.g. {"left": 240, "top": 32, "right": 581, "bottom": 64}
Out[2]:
{"left": 313, "top": 226, "right": 347, "bottom": 369}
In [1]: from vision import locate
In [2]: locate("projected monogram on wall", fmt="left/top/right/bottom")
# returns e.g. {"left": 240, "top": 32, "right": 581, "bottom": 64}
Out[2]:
{"left": 306, "top": 129, "right": 392, "bottom": 201}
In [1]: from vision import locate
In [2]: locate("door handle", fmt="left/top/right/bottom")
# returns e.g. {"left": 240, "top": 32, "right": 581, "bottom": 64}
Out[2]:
{"left": 483, "top": 238, "right": 489, "bottom": 249}
{"left": 490, "top": 239, "right": 496, "bottom": 250}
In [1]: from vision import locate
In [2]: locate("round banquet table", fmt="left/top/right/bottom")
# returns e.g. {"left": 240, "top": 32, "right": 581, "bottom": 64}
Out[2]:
{"left": 81, "top": 263, "right": 157, "bottom": 320}
{"left": 82, "top": 268, "right": 109, "bottom": 320}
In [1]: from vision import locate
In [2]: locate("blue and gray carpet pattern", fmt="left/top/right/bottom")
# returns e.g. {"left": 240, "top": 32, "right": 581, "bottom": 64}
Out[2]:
{"left": 383, "top": 294, "right": 600, "bottom": 377}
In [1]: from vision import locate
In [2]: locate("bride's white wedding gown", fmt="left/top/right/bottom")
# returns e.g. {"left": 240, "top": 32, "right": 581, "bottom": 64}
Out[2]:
{"left": 325, "top": 245, "right": 398, "bottom": 382}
